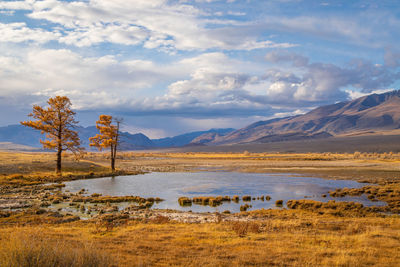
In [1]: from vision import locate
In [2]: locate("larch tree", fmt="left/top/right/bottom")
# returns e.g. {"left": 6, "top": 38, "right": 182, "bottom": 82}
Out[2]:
{"left": 20, "top": 96, "right": 83, "bottom": 175}
{"left": 89, "top": 115, "right": 121, "bottom": 172}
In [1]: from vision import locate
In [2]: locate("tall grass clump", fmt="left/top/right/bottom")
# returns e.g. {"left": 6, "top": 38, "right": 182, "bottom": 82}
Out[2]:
{"left": 353, "top": 151, "right": 361, "bottom": 159}
{"left": 231, "top": 221, "right": 261, "bottom": 237}
{"left": 0, "top": 229, "right": 115, "bottom": 267}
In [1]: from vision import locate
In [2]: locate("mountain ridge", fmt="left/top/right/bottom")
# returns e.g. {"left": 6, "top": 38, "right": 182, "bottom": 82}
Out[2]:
{"left": 0, "top": 124, "right": 235, "bottom": 150}
{"left": 2, "top": 90, "right": 399, "bottom": 150}
{"left": 197, "top": 90, "right": 400, "bottom": 145}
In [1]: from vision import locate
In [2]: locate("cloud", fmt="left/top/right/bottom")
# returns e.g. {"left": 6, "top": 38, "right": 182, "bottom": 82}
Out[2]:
{"left": 263, "top": 50, "right": 400, "bottom": 105}
{"left": 0, "top": 0, "right": 33, "bottom": 10}
{"left": 0, "top": 48, "right": 180, "bottom": 109}
{"left": 1, "top": 44, "right": 399, "bottom": 123}
{"left": 345, "top": 88, "right": 395, "bottom": 100}
{"left": 384, "top": 48, "right": 400, "bottom": 68}
{"left": 0, "top": 0, "right": 296, "bottom": 51}
{"left": 58, "top": 24, "right": 149, "bottom": 47}
{"left": 0, "top": 49, "right": 271, "bottom": 118}
{"left": 261, "top": 12, "right": 398, "bottom": 48}
{"left": 265, "top": 50, "right": 308, "bottom": 67}
{"left": 0, "top": 22, "right": 59, "bottom": 43}
{"left": 124, "top": 52, "right": 275, "bottom": 117}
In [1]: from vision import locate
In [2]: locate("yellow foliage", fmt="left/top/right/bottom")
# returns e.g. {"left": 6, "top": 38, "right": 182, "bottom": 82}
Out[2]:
{"left": 20, "top": 96, "right": 83, "bottom": 174}
{"left": 89, "top": 115, "right": 121, "bottom": 172}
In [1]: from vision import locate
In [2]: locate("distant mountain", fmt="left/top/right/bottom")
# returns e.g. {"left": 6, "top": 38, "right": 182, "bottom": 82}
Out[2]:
{"left": 0, "top": 142, "right": 39, "bottom": 151}
{"left": 190, "top": 132, "right": 225, "bottom": 145}
{"left": 120, "top": 132, "right": 154, "bottom": 150}
{"left": 0, "top": 124, "right": 235, "bottom": 150}
{"left": 0, "top": 124, "right": 44, "bottom": 147}
{"left": 0, "top": 125, "right": 155, "bottom": 150}
{"left": 77, "top": 126, "right": 155, "bottom": 149}
{"left": 152, "top": 128, "right": 235, "bottom": 147}
{"left": 202, "top": 90, "right": 400, "bottom": 145}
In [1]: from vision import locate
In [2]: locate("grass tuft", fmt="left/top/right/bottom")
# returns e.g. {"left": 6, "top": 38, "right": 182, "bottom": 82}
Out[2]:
{"left": 0, "top": 229, "right": 115, "bottom": 267}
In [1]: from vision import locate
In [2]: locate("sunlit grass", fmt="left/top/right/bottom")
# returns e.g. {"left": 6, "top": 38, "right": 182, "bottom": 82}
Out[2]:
{"left": 0, "top": 212, "right": 399, "bottom": 266}
{"left": 1, "top": 150, "right": 400, "bottom": 266}
{"left": 0, "top": 227, "right": 114, "bottom": 267}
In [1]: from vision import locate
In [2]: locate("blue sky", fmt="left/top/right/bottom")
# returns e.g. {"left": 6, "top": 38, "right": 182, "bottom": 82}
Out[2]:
{"left": 0, "top": 0, "right": 399, "bottom": 138}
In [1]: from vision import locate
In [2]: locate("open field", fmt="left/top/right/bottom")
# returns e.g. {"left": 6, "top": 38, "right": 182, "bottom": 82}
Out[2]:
{"left": 1, "top": 150, "right": 400, "bottom": 266}
{"left": 0, "top": 210, "right": 399, "bottom": 266}
{"left": 172, "top": 134, "right": 400, "bottom": 153}
{"left": 2, "top": 150, "right": 400, "bottom": 183}
{"left": 112, "top": 151, "right": 400, "bottom": 184}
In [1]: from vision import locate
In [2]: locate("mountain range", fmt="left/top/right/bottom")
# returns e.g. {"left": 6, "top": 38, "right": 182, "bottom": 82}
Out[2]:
{"left": 191, "top": 90, "right": 400, "bottom": 145}
{"left": 0, "top": 124, "right": 234, "bottom": 150}
{"left": 1, "top": 90, "right": 399, "bottom": 151}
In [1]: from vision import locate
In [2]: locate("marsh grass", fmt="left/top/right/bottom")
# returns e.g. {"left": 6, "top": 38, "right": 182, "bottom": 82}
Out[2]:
{"left": 231, "top": 221, "right": 261, "bottom": 237}
{"left": 1, "top": 213, "right": 398, "bottom": 266}
{"left": 2, "top": 151, "right": 400, "bottom": 265}
{"left": 0, "top": 229, "right": 115, "bottom": 267}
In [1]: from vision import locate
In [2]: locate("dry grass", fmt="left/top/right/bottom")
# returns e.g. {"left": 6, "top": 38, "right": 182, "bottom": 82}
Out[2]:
{"left": 0, "top": 211, "right": 399, "bottom": 266}
{"left": 329, "top": 183, "right": 400, "bottom": 213}
{"left": 2, "top": 151, "right": 400, "bottom": 184}
{"left": 108, "top": 151, "right": 400, "bottom": 184}
{"left": 0, "top": 228, "right": 114, "bottom": 267}
{"left": 0, "top": 151, "right": 108, "bottom": 174}
{"left": 1, "top": 151, "right": 400, "bottom": 266}
{"left": 0, "top": 151, "right": 143, "bottom": 187}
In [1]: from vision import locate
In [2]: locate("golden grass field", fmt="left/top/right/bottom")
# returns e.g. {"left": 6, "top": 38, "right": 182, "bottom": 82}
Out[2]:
{"left": 0, "top": 150, "right": 400, "bottom": 266}
{"left": 1, "top": 211, "right": 400, "bottom": 267}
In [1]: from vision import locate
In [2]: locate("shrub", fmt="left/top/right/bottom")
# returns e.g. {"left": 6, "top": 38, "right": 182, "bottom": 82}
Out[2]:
{"left": 192, "top": 196, "right": 224, "bottom": 206}
{"left": 192, "top": 197, "right": 210, "bottom": 205}
{"left": 275, "top": 200, "right": 283, "bottom": 206}
{"left": 240, "top": 204, "right": 251, "bottom": 211}
{"left": 178, "top": 197, "right": 192, "bottom": 206}
{"left": 209, "top": 198, "right": 221, "bottom": 207}
{"left": 242, "top": 195, "right": 251, "bottom": 201}
{"left": 222, "top": 196, "right": 231, "bottom": 201}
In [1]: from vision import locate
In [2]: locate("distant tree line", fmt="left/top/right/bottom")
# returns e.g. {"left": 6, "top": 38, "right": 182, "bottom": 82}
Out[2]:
{"left": 21, "top": 96, "right": 121, "bottom": 175}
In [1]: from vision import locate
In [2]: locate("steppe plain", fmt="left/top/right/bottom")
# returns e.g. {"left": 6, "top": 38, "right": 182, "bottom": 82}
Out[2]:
{"left": 0, "top": 150, "right": 399, "bottom": 266}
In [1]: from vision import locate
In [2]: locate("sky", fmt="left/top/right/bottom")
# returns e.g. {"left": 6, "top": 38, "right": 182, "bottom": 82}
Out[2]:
{"left": 0, "top": 0, "right": 399, "bottom": 138}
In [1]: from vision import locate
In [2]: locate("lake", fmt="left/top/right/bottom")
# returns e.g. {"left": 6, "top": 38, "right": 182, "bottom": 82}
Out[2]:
{"left": 62, "top": 172, "right": 384, "bottom": 213}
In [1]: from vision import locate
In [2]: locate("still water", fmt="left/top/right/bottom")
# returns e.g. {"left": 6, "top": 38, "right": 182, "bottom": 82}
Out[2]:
{"left": 63, "top": 172, "right": 384, "bottom": 213}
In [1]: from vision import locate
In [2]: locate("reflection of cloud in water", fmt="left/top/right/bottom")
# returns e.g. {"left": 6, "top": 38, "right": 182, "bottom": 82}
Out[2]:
{"left": 272, "top": 183, "right": 324, "bottom": 196}
{"left": 181, "top": 183, "right": 217, "bottom": 194}
{"left": 271, "top": 185, "right": 290, "bottom": 193}
{"left": 62, "top": 172, "right": 382, "bottom": 212}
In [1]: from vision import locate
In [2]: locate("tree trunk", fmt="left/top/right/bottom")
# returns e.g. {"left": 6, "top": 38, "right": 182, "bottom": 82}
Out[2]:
{"left": 111, "top": 156, "right": 115, "bottom": 172}
{"left": 111, "top": 146, "right": 115, "bottom": 172}
{"left": 112, "top": 120, "right": 120, "bottom": 173}
{"left": 56, "top": 114, "right": 63, "bottom": 175}
{"left": 56, "top": 146, "right": 62, "bottom": 175}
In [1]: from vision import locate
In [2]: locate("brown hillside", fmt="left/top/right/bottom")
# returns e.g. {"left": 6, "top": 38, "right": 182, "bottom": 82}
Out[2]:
{"left": 204, "top": 90, "right": 400, "bottom": 145}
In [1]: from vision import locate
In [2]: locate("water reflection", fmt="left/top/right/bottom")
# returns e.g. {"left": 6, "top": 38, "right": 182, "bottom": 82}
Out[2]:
{"left": 62, "top": 172, "right": 385, "bottom": 213}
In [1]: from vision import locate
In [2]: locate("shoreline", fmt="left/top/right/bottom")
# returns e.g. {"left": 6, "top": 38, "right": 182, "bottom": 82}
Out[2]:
{"left": 1, "top": 151, "right": 400, "bottom": 222}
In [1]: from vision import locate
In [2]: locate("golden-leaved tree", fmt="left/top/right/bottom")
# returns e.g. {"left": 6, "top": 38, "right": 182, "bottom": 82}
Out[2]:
{"left": 21, "top": 96, "right": 83, "bottom": 175}
{"left": 89, "top": 115, "right": 121, "bottom": 172}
